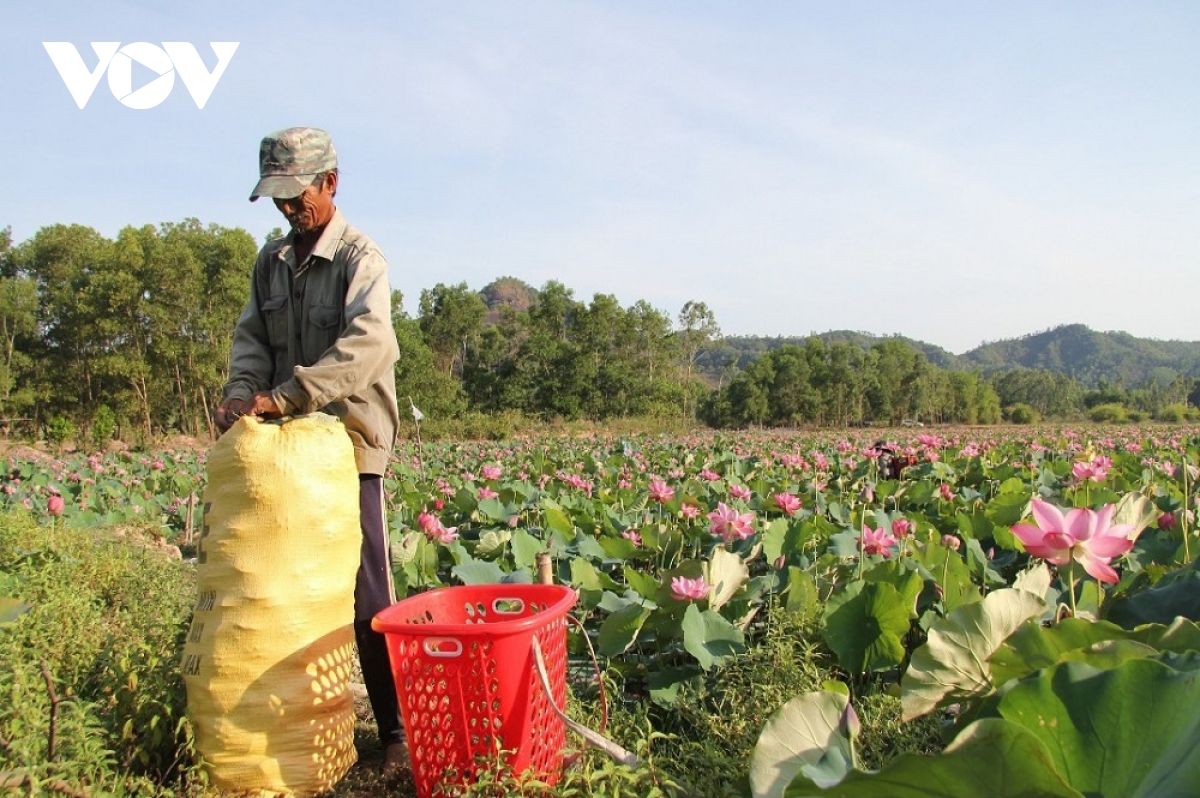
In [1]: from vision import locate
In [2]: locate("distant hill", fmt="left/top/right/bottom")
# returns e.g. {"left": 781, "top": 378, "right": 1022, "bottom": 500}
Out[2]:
{"left": 479, "top": 276, "right": 538, "bottom": 324}
{"left": 699, "top": 325, "right": 1200, "bottom": 387}
{"left": 961, "top": 324, "right": 1200, "bottom": 385}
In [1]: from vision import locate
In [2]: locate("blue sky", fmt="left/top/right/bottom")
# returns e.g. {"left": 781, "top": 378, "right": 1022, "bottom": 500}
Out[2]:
{"left": 2, "top": 1, "right": 1196, "bottom": 353}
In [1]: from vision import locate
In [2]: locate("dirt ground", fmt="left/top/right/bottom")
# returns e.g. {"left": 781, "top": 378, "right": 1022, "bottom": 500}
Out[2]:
{"left": 330, "top": 684, "right": 419, "bottom": 797}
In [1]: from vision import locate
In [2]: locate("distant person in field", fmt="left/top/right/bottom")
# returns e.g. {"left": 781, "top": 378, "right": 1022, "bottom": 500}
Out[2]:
{"left": 870, "top": 441, "right": 918, "bottom": 480}
{"left": 215, "top": 127, "right": 406, "bottom": 776}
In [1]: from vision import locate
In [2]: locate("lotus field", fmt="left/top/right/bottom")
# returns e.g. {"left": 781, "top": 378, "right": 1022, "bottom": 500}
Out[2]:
{"left": 3, "top": 424, "right": 1200, "bottom": 797}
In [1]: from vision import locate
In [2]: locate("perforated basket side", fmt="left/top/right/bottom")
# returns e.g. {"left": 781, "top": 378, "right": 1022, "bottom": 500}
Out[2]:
{"left": 375, "top": 585, "right": 577, "bottom": 797}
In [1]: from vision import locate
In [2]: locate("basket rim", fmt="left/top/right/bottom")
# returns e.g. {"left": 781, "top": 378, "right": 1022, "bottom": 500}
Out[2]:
{"left": 371, "top": 583, "right": 577, "bottom": 636}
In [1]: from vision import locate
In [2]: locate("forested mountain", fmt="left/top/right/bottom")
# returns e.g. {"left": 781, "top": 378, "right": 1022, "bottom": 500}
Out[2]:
{"left": 705, "top": 325, "right": 1200, "bottom": 388}
{"left": 961, "top": 324, "right": 1200, "bottom": 386}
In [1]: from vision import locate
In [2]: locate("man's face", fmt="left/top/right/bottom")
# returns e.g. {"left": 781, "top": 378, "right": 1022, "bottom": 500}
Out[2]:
{"left": 273, "top": 175, "right": 334, "bottom": 235}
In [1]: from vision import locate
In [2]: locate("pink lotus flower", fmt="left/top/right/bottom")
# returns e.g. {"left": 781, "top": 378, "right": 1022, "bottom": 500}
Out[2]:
{"left": 428, "top": 524, "right": 459, "bottom": 545}
{"left": 708, "top": 502, "right": 756, "bottom": 543}
{"left": 939, "top": 483, "right": 954, "bottom": 502}
{"left": 891, "top": 517, "right": 913, "bottom": 538}
{"left": 481, "top": 464, "right": 503, "bottom": 480}
{"left": 477, "top": 486, "right": 499, "bottom": 500}
{"left": 47, "top": 494, "right": 65, "bottom": 517}
{"left": 417, "top": 511, "right": 458, "bottom": 545}
{"left": 729, "top": 484, "right": 752, "bottom": 501}
{"left": 773, "top": 492, "right": 802, "bottom": 516}
{"left": 941, "top": 534, "right": 962, "bottom": 552}
{"left": 698, "top": 468, "right": 721, "bottom": 482}
{"left": 860, "top": 526, "right": 897, "bottom": 557}
{"left": 1011, "top": 499, "right": 1134, "bottom": 584}
{"left": 621, "top": 530, "right": 643, "bottom": 547}
{"left": 648, "top": 478, "right": 675, "bottom": 504}
{"left": 670, "top": 575, "right": 710, "bottom": 601}
{"left": 1158, "top": 512, "right": 1176, "bottom": 530}
{"left": 680, "top": 503, "right": 700, "bottom": 520}
{"left": 1072, "top": 456, "right": 1111, "bottom": 483}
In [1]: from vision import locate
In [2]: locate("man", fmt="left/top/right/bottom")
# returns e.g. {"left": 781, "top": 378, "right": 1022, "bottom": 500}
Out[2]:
{"left": 216, "top": 126, "right": 406, "bottom": 776}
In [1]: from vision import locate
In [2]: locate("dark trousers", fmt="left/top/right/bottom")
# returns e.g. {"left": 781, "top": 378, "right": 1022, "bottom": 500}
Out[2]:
{"left": 356, "top": 475, "right": 403, "bottom": 746}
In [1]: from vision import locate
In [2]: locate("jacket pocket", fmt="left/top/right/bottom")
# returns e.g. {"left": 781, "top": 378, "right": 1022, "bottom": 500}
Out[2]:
{"left": 310, "top": 303, "right": 342, "bottom": 330}
{"left": 260, "top": 295, "right": 289, "bottom": 348}
{"left": 304, "top": 302, "right": 343, "bottom": 363}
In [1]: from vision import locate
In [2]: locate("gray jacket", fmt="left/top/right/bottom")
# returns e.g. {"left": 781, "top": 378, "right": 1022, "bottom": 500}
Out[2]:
{"left": 222, "top": 209, "right": 400, "bottom": 474}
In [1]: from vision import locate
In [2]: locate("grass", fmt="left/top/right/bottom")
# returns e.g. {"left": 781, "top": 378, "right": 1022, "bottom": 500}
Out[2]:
{"left": 0, "top": 512, "right": 943, "bottom": 797}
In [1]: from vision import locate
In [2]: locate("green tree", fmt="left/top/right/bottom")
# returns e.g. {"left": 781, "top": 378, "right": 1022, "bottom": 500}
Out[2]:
{"left": 0, "top": 229, "right": 38, "bottom": 430}
{"left": 9, "top": 224, "right": 113, "bottom": 430}
{"left": 677, "top": 300, "right": 721, "bottom": 417}
{"left": 418, "top": 282, "right": 486, "bottom": 378}
{"left": 392, "top": 291, "right": 466, "bottom": 421}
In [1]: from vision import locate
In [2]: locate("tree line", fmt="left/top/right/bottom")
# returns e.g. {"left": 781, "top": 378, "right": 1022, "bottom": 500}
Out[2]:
{"left": 1, "top": 221, "right": 1194, "bottom": 443}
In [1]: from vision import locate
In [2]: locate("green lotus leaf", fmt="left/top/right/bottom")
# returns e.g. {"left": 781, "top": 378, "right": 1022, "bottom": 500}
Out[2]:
{"left": 863, "top": 560, "right": 924, "bottom": 619}
{"left": 908, "top": 536, "right": 981, "bottom": 610}
{"left": 451, "top": 559, "right": 506, "bottom": 585}
{"left": 990, "top": 617, "right": 1200, "bottom": 685}
{"left": 706, "top": 547, "right": 749, "bottom": 612}
{"left": 749, "top": 690, "right": 853, "bottom": 798}
{"left": 822, "top": 580, "right": 910, "bottom": 674}
{"left": 681, "top": 603, "right": 745, "bottom": 670}
{"left": 763, "top": 518, "right": 790, "bottom": 564}
{"left": 1111, "top": 491, "right": 1160, "bottom": 542}
{"left": 781, "top": 718, "right": 1080, "bottom": 797}
{"left": 1106, "top": 561, "right": 1200, "bottom": 628}
{"left": 996, "top": 658, "right": 1200, "bottom": 798}
{"left": 901, "top": 586, "right": 1046, "bottom": 721}
{"left": 596, "top": 603, "right": 651, "bottom": 657}
{"left": 623, "top": 565, "right": 660, "bottom": 600}
{"left": 509, "top": 528, "right": 543, "bottom": 570}
{"left": 785, "top": 567, "right": 820, "bottom": 618}
{"left": 541, "top": 501, "right": 576, "bottom": 540}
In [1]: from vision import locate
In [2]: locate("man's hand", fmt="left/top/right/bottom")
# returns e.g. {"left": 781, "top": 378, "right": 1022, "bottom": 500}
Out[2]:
{"left": 215, "top": 398, "right": 250, "bottom": 433}
{"left": 247, "top": 391, "right": 283, "bottom": 418}
{"left": 215, "top": 392, "right": 283, "bottom": 434}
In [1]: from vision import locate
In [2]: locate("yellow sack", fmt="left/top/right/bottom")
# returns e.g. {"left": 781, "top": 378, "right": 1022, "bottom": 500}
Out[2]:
{"left": 183, "top": 414, "right": 361, "bottom": 796}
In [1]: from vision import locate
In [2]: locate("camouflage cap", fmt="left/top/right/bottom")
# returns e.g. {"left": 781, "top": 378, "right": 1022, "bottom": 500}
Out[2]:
{"left": 249, "top": 127, "right": 338, "bottom": 202}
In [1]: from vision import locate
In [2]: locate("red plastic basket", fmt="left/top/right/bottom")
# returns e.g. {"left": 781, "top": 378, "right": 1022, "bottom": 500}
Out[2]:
{"left": 372, "top": 584, "right": 577, "bottom": 797}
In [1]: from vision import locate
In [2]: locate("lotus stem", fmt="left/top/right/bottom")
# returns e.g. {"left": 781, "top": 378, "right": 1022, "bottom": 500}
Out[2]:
{"left": 1183, "top": 452, "right": 1192, "bottom": 564}
{"left": 1067, "top": 558, "right": 1078, "bottom": 619}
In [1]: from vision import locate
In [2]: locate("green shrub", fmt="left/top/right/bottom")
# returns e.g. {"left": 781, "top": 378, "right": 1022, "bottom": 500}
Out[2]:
{"left": 0, "top": 514, "right": 199, "bottom": 795}
{"left": 1089, "top": 402, "right": 1130, "bottom": 423}
{"left": 1154, "top": 403, "right": 1196, "bottom": 423}
{"left": 1003, "top": 403, "right": 1041, "bottom": 424}
{"left": 44, "top": 416, "right": 75, "bottom": 447}
{"left": 89, "top": 404, "right": 118, "bottom": 448}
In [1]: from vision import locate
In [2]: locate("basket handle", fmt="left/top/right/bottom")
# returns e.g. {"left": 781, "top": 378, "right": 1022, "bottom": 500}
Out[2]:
{"left": 530, "top": 636, "right": 640, "bottom": 768}
{"left": 491, "top": 597, "right": 525, "bottom": 614}
{"left": 422, "top": 637, "right": 463, "bottom": 658}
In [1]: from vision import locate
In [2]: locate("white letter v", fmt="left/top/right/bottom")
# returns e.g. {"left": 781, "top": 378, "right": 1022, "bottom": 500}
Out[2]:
{"left": 43, "top": 42, "right": 120, "bottom": 109}
{"left": 164, "top": 42, "right": 239, "bottom": 110}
